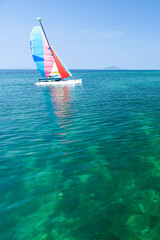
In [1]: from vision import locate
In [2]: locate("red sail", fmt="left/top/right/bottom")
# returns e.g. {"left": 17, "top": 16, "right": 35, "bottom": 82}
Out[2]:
{"left": 50, "top": 46, "right": 70, "bottom": 80}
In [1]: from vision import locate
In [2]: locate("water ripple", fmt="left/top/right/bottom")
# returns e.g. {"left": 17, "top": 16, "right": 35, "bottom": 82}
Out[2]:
{"left": 1, "top": 70, "right": 160, "bottom": 239}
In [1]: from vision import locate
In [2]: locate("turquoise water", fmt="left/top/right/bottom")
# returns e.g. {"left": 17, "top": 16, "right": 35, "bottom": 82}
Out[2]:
{"left": 1, "top": 70, "right": 160, "bottom": 240}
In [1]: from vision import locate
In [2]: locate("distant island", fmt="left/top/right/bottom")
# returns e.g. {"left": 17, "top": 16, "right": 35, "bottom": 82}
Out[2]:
{"left": 104, "top": 66, "right": 121, "bottom": 70}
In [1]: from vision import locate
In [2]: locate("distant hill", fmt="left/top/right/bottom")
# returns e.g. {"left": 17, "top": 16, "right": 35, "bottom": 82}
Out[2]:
{"left": 104, "top": 66, "right": 121, "bottom": 70}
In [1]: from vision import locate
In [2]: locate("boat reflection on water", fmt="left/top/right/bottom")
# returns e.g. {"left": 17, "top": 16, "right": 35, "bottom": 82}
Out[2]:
{"left": 50, "top": 86, "right": 73, "bottom": 140}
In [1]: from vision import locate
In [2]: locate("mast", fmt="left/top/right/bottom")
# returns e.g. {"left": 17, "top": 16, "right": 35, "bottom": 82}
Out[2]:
{"left": 37, "top": 18, "right": 50, "bottom": 48}
{"left": 36, "top": 17, "right": 71, "bottom": 80}
{"left": 37, "top": 17, "right": 51, "bottom": 50}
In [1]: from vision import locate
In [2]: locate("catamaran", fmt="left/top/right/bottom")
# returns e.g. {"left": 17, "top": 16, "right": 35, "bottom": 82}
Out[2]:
{"left": 30, "top": 18, "right": 82, "bottom": 85}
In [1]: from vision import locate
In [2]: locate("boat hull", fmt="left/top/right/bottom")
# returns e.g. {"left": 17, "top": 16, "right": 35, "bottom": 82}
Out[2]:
{"left": 34, "top": 79, "right": 82, "bottom": 86}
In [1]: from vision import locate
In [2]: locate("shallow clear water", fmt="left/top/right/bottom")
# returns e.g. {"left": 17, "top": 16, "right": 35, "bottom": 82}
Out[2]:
{"left": 1, "top": 69, "right": 160, "bottom": 239}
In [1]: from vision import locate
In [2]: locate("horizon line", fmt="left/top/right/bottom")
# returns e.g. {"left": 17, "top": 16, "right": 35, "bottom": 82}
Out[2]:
{"left": 1, "top": 68, "right": 160, "bottom": 71}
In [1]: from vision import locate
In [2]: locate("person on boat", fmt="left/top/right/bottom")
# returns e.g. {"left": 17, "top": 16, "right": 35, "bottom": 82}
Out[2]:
{"left": 55, "top": 78, "right": 61, "bottom": 81}
{"left": 49, "top": 76, "right": 53, "bottom": 82}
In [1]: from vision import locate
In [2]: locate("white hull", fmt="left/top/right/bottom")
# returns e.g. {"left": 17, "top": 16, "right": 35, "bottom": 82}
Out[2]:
{"left": 34, "top": 79, "right": 82, "bottom": 86}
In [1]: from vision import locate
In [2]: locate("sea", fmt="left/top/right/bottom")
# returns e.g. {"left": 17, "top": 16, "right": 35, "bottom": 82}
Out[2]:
{"left": 1, "top": 69, "right": 160, "bottom": 240}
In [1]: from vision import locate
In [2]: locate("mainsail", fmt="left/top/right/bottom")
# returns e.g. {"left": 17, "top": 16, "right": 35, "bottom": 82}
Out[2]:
{"left": 30, "top": 23, "right": 71, "bottom": 79}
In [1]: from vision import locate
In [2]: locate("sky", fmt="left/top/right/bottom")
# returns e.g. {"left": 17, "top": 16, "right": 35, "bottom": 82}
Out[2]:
{"left": 1, "top": 0, "right": 160, "bottom": 69}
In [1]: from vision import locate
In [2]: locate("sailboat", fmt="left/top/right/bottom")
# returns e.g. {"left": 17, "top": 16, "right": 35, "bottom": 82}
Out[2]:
{"left": 30, "top": 18, "right": 82, "bottom": 85}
